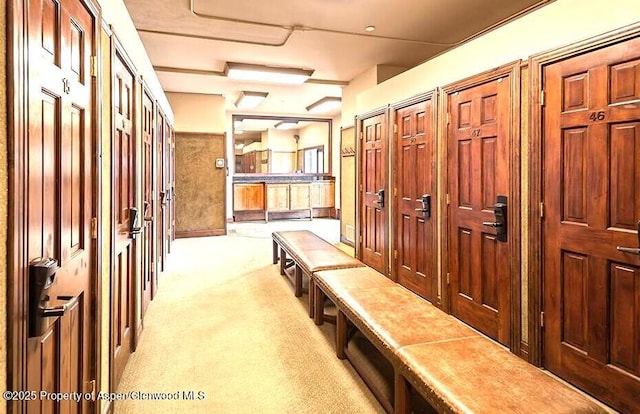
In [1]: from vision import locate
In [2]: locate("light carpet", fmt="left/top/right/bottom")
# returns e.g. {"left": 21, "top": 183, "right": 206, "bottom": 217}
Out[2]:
{"left": 113, "top": 235, "right": 383, "bottom": 414}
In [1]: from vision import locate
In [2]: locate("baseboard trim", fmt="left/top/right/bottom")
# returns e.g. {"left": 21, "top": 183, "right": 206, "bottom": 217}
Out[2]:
{"left": 175, "top": 229, "right": 225, "bottom": 238}
{"left": 340, "top": 235, "right": 355, "bottom": 248}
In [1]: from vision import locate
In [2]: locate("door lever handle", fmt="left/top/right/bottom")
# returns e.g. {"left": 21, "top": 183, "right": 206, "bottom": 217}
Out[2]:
{"left": 616, "top": 220, "right": 640, "bottom": 256}
{"left": 483, "top": 221, "right": 501, "bottom": 227}
{"left": 616, "top": 246, "right": 640, "bottom": 255}
{"left": 41, "top": 295, "right": 78, "bottom": 318}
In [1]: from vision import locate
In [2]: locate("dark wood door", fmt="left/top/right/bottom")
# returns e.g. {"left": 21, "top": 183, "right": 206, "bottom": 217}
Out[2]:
{"left": 359, "top": 113, "right": 388, "bottom": 274}
{"left": 169, "top": 125, "right": 176, "bottom": 244}
{"left": 393, "top": 97, "right": 437, "bottom": 302}
{"left": 111, "top": 46, "right": 136, "bottom": 389}
{"left": 542, "top": 37, "right": 640, "bottom": 413}
{"left": 141, "top": 88, "right": 154, "bottom": 315}
{"left": 25, "top": 0, "right": 96, "bottom": 412}
{"left": 155, "top": 109, "right": 166, "bottom": 276}
{"left": 165, "top": 122, "right": 173, "bottom": 253}
{"left": 447, "top": 74, "right": 513, "bottom": 346}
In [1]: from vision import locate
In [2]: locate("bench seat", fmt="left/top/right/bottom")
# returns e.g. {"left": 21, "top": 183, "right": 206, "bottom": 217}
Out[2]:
{"left": 396, "top": 336, "right": 607, "bottom": 414}
{"left": 271, "top": 230, "right": 364, "bottom": 317}
{"left": 312, "top": 267, "right": 609, "bottom": 414}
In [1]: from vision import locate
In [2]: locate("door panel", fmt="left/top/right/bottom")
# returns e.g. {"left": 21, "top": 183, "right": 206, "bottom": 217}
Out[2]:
{"left": 394, "top": 98, "right": 437, "bottom": 302}
{"left": 542, "top": 37, "right": 640, "bottom": 413}
{"left": 359, "top": 113, "right": 388, "bottom": 274}
{"left": 447, "top": 75, "right": 512, "bottom": 346}
{"left": 25, "top": 0, "right": 96, "bottom": 412}
{"left": 111, "top": 47, "right": 136, "bottom": 389}
{"left": 141, "top": 88, "right": 154, "bottom": 315}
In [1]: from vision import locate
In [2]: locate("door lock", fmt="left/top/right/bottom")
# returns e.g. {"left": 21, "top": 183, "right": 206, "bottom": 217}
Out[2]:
{"left": 482, "top": 195, "right": 508, "bottom": 242}
{"left": 415, "top": 194, "right": 431, "bottom": 218}
{"left": 373, "top": 189, "right": 385, "bottom": 209}
{"left": 129, "top": 207, "right": 142, "bottom": 238}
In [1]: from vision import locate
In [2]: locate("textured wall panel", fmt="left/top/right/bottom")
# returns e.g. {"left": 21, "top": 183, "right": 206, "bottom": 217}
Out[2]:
{"left": 175, "top": 133, "right": 225, "bottom": 234}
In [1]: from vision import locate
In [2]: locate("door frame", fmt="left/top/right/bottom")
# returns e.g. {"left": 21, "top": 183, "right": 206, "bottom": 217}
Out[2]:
{"left": 440, "top": 61, "right": 522, "bottom": 354}
{"left": 109, "top": 32, "right": 139, "bottom": 391}
{"left": 389, "top": 91, "right": 440, "bottom": 303}
{"left": 355, "top": 106, "right": 390, "bottom": 275}
{"left": 7, "top": 0, "right": 103, "bottom": 409}
{"left": 528, "top": 22, "right": 640, "bottom": 367}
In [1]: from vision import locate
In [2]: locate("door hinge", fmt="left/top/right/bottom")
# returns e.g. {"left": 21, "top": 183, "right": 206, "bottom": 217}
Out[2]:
{"left": 393, "top": 187, "right": 397, "bottom": 197}
{"left": 84, "top": 379, "right": 96, "bottom": 394}
{"left": 446, "top": 272, "right": 451, "bottom": 285}
{"left": 393, "top": 124, "right": 398, "bottom": 134}
{"left": 90, "top": 56, "right": 97, "bottom": 77}
{"left": 359, "top": 131, "right": 363, "bottom": 140}
{"left": 540, "top": 90, "right": 545, "bottom": 107}
{"left": 446, "top": 193, "right": 450, "bottom": 205}
{"left": 540, "top": 311, "right": 545, "bottom": 327}
{"left": 359, "top": 235, "right": 363, "bottom": 243}
{"left": 540, "top": 202, "right": 545, "bottom": 218}
{"left": 394, "top": 250, "right": 398, "bottom": 260}
{"left": 446, "top": 113, "right": 451, "bottom": 125}
{"left": 90, "top": 217, "right": 97, "bottom": 239}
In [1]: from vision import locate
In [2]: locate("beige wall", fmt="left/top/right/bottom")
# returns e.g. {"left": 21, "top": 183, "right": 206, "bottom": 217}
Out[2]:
{"left": 357, "top": 0, "right": 640, "bottom": 113}
{"left": 167, "top": 93, "right": 225, "bottom": 134}
{"left": 341, "top": 66, "right": 378, "bottom": 128}
{"left": 0, "top": 1, "right": 7, "bottom": 412}
{"left": 98, "top": 0, "right": 173, "bottom": 122}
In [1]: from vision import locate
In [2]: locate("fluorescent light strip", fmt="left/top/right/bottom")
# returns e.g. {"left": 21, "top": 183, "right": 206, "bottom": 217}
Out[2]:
{"left": 235, "top": 91, "right": 268, "bottom": 109}
{"left": 306, "top": 96, "right": 341, "bottom": 114}
{"left": 274, "top": 121, "right": 298, "bottom": 130}
{"left": 226, "top": 62, "right": 314, "bottom": 85}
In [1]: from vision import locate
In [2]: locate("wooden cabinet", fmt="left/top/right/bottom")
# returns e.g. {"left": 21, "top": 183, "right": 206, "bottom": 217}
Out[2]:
{"left": 233, "top": 177, "right": 335, "bottom": 221}
{"left": 290, "top": 184, "right": 312, "bottom": 210}
{"left": 233, "top": 183, "right": 264, "bottom": 210}
{"left": 311, "top": 181, "right": 335, "bottom": 208}
{"left": 266, "top": 184, "right": 290, "bottom": 212}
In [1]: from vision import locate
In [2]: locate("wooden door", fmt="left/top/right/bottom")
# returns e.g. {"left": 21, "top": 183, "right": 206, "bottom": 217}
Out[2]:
{"left": 141, "top": 88, "right": 154, "bottom": 315}
{"left": 111, "top": 45, "right": 136, "bottom": 389}
{"left": 169, "top": 125, "right": 176, "bottom": 243}
{"left": 155, "top": 109, "right": 166, "bottom": 275}
{"left": 359, "top": 112, "right": 388, "bottom": 274}
{"left": 393, "top": 96, "right": 437, "bottom": 302}
{"left": 542, "top": 37, "right": 640, "bottom": 413}
{"left": 446, "top": 69, "right": 515, "bottom": 346}
{"left": 25, "top": 0, "right": 97, "bottom": 412}
{"left": 165, "top": 122, "right": 173, "bottom": 253}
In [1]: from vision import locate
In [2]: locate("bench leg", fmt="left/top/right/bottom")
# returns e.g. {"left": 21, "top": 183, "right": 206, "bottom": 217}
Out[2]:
{"left": 294, "top": 265, "right": 303, "bottom": 297}
{"left": 314, "top": 285, "right": 325, "bottom": 326}
{"left": 394, "top": 371, "right": 411, "bottom": 414}
{"left": 308, "top": 277, "right": 315, "bottom": 319}
{"left": 279, "top": 248, "right": 286, "bottom": 276}
{"left": 336, "top": 310, "right": 348, "bottom": 360}
{"left": 272, "top": 240, "right": 279, "bottom": 264}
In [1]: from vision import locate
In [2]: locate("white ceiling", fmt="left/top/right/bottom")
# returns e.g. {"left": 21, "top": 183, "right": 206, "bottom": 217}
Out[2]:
{"left": 123, "top": 0, "right": 550, "bottom": 123}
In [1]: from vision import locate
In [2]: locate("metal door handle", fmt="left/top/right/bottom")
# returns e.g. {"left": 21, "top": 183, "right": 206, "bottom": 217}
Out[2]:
{"left": 41, "top": 295, "right": 78, "bottom": 317}
{"left": 483, "top": 221, "right": 501, "bottom": 227}
{"left": 616, "top": 220, "right": 640, "bottom": 256}
{"left": 616, "top": 246, "right": 640, "bottom": 255}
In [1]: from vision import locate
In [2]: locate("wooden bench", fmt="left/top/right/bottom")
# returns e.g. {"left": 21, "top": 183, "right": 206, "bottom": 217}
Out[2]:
{"left": 271, "top": 230, "right": 364, "bottom": 318}
{"left": 313, "top": 267, "right": 608, "bottom": 414}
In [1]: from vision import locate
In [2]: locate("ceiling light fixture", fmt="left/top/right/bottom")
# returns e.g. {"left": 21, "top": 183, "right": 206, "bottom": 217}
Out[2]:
{"left": 365, "top": 25, "right": 375, "bottom": 32}
{"left": 306, "top": 96, "right": 342, "bottom": 114}
{"left": 225, "top": 62, "right": 314, "bottom": 84}
{"left": 235, "top": 91, "right": 268, "bottom": 109}
{"left": 274, "top": 121, "right": 299, "bottom": 130}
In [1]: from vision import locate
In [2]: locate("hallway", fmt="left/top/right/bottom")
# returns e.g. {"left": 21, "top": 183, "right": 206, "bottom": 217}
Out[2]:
{"left": 113, "top": 220, "right": 380, "bottom": 413}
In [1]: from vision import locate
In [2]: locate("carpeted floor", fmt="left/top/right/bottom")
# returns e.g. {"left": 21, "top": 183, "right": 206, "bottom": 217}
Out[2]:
{"left": 113, "top": 233, "right": 383, "bottom": 414}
